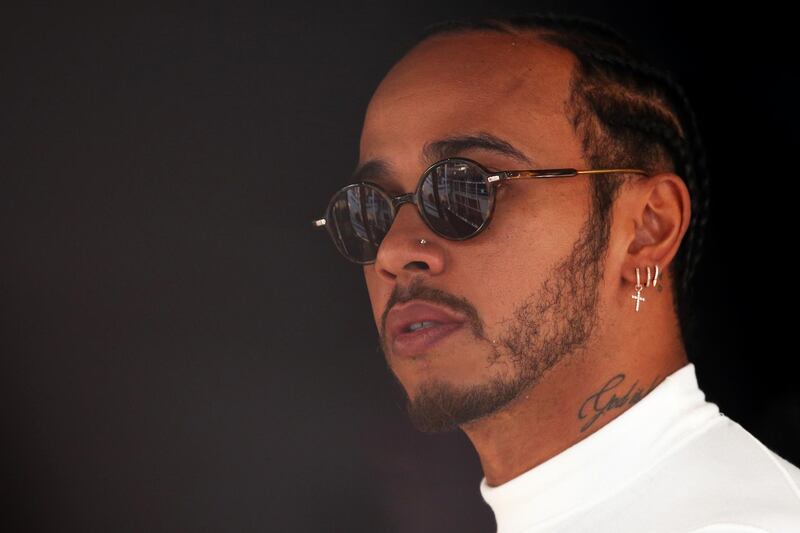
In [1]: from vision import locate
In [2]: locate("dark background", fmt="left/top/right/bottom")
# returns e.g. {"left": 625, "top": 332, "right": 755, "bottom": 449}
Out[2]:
{"left": 2, "top": 1, "right": 797, "bottom": 532}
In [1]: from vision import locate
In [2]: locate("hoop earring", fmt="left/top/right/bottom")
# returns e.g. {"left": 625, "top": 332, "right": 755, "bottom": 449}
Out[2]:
{"left": 631, "top": 264, "right": 662, "bottom": 312}
{"left": 631, "top": 267, "right": 646, "bottom": 312}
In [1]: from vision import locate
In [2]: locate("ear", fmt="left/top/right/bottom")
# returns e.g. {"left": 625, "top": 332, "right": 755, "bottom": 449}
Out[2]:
{"left": 623, "top": 172, "right": 691, "bottom": 287}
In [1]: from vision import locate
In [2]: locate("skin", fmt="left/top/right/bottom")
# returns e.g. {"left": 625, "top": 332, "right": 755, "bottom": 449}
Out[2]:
{"left": 358, "top": 30, "right": 692, "bottom": 487}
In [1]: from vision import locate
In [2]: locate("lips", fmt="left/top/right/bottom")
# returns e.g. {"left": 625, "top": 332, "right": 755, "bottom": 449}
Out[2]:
{"left": 386, "top": 301, "right": 467, "bottom": 357}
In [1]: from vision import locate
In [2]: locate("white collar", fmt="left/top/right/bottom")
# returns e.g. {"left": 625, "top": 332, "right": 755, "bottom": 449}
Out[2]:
{"left": 479, "top": 363, "right": 721, "bottom": 532}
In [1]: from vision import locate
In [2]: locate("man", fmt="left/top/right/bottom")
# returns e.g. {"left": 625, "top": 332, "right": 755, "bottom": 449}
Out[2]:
{"left": 312, "top": 13, "right": 800, "bottom": 533}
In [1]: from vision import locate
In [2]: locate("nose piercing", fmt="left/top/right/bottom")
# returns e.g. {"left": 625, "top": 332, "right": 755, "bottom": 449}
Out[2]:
{"left": 419, "top": 239, "right": 427, "bottom": 245}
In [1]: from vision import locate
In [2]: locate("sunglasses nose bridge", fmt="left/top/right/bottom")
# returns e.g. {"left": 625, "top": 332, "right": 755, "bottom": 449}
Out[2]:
{"left": 387, "top": 192, "right": 427, "bottom": 232}
{"left": 392, "top": 192, "right": 416, "bottom": 207}
{"left": 390, "top": 192, "right": 419, "bottom": 219}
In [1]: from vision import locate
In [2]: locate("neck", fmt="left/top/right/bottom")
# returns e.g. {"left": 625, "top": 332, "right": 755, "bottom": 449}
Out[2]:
{"left": 463, "top": 307, "right": 689, "bottom": 487}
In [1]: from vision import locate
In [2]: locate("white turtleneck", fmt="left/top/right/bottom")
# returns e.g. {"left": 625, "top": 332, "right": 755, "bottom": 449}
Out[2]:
{"left": 479, "top": 363, "right": 800, "bottom": 533}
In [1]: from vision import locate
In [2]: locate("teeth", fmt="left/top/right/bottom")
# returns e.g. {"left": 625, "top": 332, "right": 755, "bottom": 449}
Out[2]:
{"left": 407, "top": 321, "right": 441, "bottom": 332}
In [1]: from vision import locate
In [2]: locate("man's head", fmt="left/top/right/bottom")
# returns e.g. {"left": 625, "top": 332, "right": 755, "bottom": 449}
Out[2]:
{"left": 357, "top": 14, "right": 707, "bottom": 433}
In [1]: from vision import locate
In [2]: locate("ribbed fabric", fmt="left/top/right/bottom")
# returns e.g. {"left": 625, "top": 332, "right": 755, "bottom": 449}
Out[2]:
{"left": 479, "top": 363, "right": 800, "bottom": 533}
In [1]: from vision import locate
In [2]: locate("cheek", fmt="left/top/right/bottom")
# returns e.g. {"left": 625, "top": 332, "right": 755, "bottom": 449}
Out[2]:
{"left": 362, "top": 265, "right": 386, "bottom": 327}
{"left": 477, "top": 196, "right": 555, "bottom": 269}
{"left": 467, "top": 191, "right": 580, "bottom": 315}
{"left": 491, "top": 182, "right": 583, "bottom": 255}
{"left": 466, "top": 247, "right": 547, "bottom": 325}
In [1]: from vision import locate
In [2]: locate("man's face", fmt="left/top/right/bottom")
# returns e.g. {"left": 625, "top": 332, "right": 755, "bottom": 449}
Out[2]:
{"left": 360, "top": 32, "right": 610, "bottom": 432}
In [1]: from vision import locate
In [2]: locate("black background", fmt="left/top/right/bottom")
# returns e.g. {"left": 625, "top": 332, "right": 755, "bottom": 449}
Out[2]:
{"left": 2, "top": 1, "right": 797, "bottom": 532}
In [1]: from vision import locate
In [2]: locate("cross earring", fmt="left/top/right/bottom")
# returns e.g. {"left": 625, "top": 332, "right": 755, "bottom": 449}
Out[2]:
{"left": 631, "top": 264, "right": 661, "bottom": 312}
{"left": 632, "top": 267, "right": 646, "bottom": 312}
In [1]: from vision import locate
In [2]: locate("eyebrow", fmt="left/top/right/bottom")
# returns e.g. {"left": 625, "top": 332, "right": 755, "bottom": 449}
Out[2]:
{"left": 348, "top": 131, "right": 535, "bottom": 189}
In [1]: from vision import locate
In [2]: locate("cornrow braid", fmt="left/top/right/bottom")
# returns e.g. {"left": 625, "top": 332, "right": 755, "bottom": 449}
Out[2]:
{"left": 408, "top": 12, "right": 712, "bottom": 349}
{"left": 576, "top": 47, "right": 712, "bottom": 298}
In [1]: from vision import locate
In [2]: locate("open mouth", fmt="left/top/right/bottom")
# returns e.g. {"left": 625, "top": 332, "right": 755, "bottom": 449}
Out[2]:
{"left": 392, "top": 321, "right": 464, "bottom": 357}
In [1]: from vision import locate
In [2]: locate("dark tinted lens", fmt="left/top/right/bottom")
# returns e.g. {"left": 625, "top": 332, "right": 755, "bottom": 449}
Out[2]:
{"left": 327, "top": 183, "right": 393, "bottom": 263}
{"left": 419, "top": 160, "right": 491, "bottom": 238}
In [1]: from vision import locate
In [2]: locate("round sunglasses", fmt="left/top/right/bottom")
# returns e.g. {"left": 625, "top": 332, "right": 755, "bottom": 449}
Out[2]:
{"left": 311, "top": 157, "right": 649, "bottom": 264}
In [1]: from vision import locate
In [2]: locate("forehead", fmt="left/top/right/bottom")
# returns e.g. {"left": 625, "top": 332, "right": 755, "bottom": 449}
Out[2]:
{"left": 358, "top": 30, "right": 579, "bottom": 178}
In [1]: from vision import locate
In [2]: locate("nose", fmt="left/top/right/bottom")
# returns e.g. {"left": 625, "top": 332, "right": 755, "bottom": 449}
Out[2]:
{"left": 372, "top": 200, "right": 446, "bottom": 283}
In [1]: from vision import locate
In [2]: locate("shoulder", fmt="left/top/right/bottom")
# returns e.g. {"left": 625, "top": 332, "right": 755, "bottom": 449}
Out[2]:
{"left": 538, "top": 413, "right": 800, "bottom": 533}
{"left": 684, "top": 525, "right": 772, "bottom": 533}
{"left": 652, "top": 415, "right": 800, "bottom": 532}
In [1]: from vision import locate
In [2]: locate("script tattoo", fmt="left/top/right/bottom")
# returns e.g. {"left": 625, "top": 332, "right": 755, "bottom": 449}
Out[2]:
{"left": 577, "top": 372, "right": 661, "bottom": 433}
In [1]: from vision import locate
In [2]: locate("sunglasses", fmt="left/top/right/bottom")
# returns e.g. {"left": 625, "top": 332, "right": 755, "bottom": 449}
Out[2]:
{"left": 311, "top": 157, "right": 649, "bottom": 264}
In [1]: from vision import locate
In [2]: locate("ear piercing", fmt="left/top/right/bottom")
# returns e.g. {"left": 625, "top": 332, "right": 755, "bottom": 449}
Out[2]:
{"left": 632, "top": 264, "right": 660, "bottom": 312}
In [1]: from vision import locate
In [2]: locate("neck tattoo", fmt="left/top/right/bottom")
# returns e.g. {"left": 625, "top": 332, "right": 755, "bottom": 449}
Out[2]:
{"left": 577, "top": 372, "right": 662, "bottom": 433}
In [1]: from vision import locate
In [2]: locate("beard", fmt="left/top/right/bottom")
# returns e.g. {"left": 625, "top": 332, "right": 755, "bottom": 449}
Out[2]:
{"left": 380, "top": 196, "right": 612, "bottom": 434}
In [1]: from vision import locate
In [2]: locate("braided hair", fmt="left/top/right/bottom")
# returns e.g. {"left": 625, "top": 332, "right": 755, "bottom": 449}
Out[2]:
{"left": 407, "top": 12, "right": 712, "bottom": 350}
